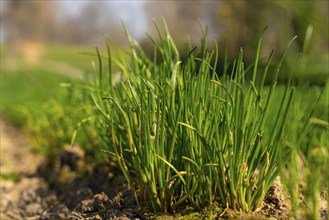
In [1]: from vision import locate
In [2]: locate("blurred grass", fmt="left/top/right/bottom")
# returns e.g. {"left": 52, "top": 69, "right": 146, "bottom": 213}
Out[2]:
{"left": 1, "top": 67, "right": 72, "bottom": 126}
{"left": 44, "top": 44, "right": 96, "bottom": 71}
{"left": 0, "top": 43, "right": 92, "bottom": 126}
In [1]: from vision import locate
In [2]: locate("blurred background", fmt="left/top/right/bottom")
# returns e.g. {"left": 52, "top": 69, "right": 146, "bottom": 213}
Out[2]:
{"left": 1, "top": 0, "right": 328, "bottom": 82}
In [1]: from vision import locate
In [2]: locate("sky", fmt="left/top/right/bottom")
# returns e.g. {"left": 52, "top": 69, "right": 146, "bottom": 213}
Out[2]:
{"left": 0, "top": 1, "right": 149, "bottom": 42}
{"left": 60, "top": 1, "right": 148, "bottom": 40}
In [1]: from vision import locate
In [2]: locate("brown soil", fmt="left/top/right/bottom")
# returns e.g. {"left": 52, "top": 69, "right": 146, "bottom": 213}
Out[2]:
{"left": 0, "top": 118, "right": 142, "bottom": 219}
{"left": 1, "top": 117, "right": 325, "bottom": 220}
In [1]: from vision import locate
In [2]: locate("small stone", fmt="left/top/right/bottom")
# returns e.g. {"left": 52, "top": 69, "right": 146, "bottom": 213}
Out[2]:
{"left": 68, "top": 211, "right": 85, "bottom": 220}
{"left": 20, "top": 190, "right": 38, "bottom": 204}
{"left": 5, "top": 208, "right": 25, "bottom": 220}
{"left": 107, "top": 172, "right": 114, "bottom": 182}
{"left": 80, "top": 199, "right": 95, "bottom": 213}
{"left": 93, "top": 192, "right": 109, "bottom": 202}
{"left": 58, "top": 212, "right": 68, "bottom": 219}
{"left": 59, "top": 145, "right": 85, "bottom": 171}
{"left": 25, "top": 202, "right": 43, "bottom": 216}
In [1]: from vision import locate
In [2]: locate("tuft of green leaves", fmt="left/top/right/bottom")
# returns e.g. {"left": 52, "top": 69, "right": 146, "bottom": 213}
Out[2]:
{"left": 91, "top": 21, "right": 297, "bottom": 213}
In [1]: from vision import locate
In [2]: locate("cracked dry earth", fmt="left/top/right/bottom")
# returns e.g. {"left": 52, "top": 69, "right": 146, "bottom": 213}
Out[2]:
{"left": 0, "top": 118, "right": 143, "bottom": 220}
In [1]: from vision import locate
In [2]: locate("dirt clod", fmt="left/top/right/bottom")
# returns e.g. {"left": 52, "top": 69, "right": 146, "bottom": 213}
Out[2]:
{"left": 260, "top": 177, "right": 289, "bottom": 219}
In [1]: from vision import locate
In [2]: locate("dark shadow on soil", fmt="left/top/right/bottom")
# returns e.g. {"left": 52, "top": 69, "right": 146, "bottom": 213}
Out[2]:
{"left": 34, "top": 146, "right": 147, "bottom": 219}
{"left": 26, "top": 146, "right": 293, "bottom": 220}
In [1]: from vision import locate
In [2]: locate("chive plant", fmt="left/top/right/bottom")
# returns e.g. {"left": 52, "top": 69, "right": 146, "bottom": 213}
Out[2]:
{"left": 91, "top": 21, "right": 296, "bottom": 213}
{"left": 278, "top": 26, "right": 328, "bottom": 219}
{"left": 24, "top": 81, "right": 103, "bottom": 165}
{"left": 281, "top": 83, "right": 328, "bottom": 219}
